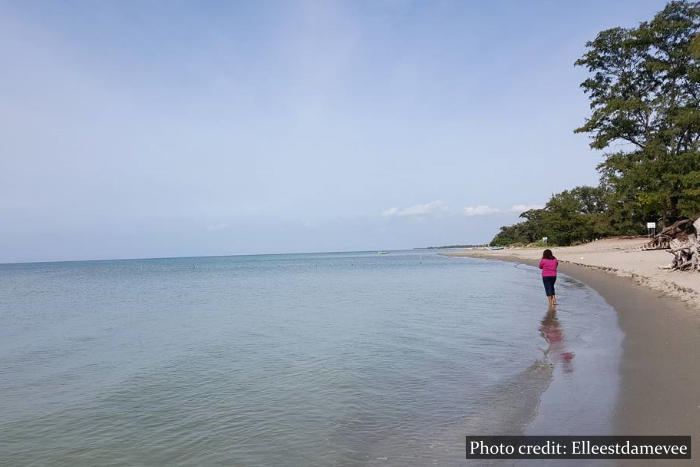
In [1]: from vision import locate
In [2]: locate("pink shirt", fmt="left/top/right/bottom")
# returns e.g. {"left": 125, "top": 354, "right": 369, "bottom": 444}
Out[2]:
{"left": 538, "top": 258, "right": 558, "bottom": 277}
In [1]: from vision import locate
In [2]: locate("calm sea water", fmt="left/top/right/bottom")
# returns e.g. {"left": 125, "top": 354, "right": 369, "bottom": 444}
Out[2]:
{"left": 0, "top": 251, "right": 621, "bottom": 465}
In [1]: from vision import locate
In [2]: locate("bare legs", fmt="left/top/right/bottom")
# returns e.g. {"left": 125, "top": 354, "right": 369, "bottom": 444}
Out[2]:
{"left": 543, "top": 277, "right": 557, "bottom": 307}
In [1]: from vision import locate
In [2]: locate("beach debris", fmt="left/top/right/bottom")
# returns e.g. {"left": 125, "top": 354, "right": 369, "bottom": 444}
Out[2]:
{"left": 657, "top": 217, "right": 700, "bottom": 272}
{"left": 642, "top": 218, "right": 695, "bottom": 251}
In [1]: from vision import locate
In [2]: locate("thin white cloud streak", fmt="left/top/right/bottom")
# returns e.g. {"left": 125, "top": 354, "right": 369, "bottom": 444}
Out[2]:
{"left": 382, "top": 200, "right": 448, "bottom": 217}
{"left": 383, "top": 202, "right": 543, "bottom": 218}
{"left": 462, "top": 204, "right": 544, "bottom": 216}
{"left": 463, "top": 205, "right": 500, "bottom": 216}
{"left": 508, "top": 204, "right": 543, "bottom": 213}
{"left": 206, "top": 223, "right": 229, "bottom": 231}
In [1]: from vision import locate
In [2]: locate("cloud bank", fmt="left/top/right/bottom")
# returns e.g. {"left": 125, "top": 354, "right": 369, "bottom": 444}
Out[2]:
{"left": 382, "top": 200, "right": 449, "bottom": 217}
{"left": 463, "top": 204, "right": 544, "bottom": 216}
{"left": 463, "top": 205, "right": 500, "bottom": 216}
{"left": 508, "top": 204, "right": 543, "bottom": 213}
{"left": 383, "top": 202, "right": 544, "bottom": 218}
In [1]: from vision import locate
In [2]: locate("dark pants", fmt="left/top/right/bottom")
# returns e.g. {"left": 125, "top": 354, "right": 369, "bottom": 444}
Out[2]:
{"left": 543, "top": 276, "right": 556, "bottom": 296}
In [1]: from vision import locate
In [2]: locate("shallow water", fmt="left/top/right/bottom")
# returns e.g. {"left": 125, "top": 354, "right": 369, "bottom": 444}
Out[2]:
{"left": 0, "top": 251, "right": 622, "bottom": 465}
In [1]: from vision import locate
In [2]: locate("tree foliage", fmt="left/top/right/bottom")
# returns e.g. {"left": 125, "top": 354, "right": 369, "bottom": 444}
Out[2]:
{"left": 576, "top": 0, "right": 700, "bottom": 222}
{"left": 490, "top": 186, "right": 617, "bottom": 246}
{"left": 492, "top": 1, "right": 700, "bottom": 246}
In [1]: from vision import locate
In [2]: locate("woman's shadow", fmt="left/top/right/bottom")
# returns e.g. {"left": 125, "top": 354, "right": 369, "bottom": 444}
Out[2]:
{"left": 539, "top": 307, "right": 574, "bottom": 373}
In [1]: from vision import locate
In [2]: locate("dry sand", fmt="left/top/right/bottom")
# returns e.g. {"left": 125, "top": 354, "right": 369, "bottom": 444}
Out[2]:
{"left": 447, "top": 239, "right": 700, "bottom": 465}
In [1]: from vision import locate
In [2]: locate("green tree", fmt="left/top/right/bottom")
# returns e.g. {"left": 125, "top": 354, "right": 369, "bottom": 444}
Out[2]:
{"left": 491, "top": 2, "right": 699, "bottom": 247}
{"left": 490, "top": 186, "right": 611, "bottom": 246}
{"left": 574, "top": 1, "right": 700, "bottom": 223}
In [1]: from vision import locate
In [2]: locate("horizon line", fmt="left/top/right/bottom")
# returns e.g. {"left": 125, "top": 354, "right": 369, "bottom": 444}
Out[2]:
{"left": 0, "top": 248, "right": 423, "bottom": 266}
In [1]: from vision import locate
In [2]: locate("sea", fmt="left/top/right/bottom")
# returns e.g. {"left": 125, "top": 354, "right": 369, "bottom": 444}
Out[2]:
{"left": 0, "top": 250, "right": 623, "bottom": 466}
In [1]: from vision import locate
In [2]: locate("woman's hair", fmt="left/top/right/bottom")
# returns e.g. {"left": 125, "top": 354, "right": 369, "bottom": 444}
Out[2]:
{"left": 542, "top": 249, "right": 555, "bottom": 260}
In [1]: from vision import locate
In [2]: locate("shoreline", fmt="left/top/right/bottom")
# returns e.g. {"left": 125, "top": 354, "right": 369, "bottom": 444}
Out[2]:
{"left": 366, "top": 254, "right": 621, "bottom": 466}
{"left": 446, "top": 237, "right": 700, "bottom": 309}
{"left": 447, "top": 251, "right": 700, "bottom": 465}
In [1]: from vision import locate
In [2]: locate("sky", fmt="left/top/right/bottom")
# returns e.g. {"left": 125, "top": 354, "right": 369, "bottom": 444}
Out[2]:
{"left": 0, "top": 0, "right": 669, "bottom": 263}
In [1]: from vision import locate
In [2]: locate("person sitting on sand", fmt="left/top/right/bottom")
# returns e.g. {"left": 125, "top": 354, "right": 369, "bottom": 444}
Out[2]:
{"left": 538, "top": 249, "right": 558, "bottom": 307}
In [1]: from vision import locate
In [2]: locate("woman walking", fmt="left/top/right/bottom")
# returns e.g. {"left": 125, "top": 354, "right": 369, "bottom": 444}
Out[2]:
{"left": 538, "top": 249, "right": 558, "bottom": 307}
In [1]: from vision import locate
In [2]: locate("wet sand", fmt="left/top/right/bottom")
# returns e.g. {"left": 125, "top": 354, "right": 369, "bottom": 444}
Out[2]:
{"left": 448, "top": 238, "right": 700, "bottom": 308}
{"left": 449, "top": 252, "right": 700, "bottom": 465}
{"left": 567, "top": 263, "right": 700, "bottom": 467}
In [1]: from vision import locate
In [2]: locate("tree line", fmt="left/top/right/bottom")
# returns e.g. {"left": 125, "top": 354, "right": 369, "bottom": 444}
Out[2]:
{"left": 492, "top": 1, "right": 700, "bottom": 246}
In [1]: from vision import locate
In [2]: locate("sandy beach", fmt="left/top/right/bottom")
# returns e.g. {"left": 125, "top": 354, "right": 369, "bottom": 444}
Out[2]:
{"left": 448, "top": 237, "right": 700, "bottom": 309}
{"left": 448, "top": 239, "right": 700, "bottom": 465}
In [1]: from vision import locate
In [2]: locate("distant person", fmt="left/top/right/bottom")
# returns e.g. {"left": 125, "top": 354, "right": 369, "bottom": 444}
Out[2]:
{"left": 538, "top": 249, "right": 558, "bottom": 307}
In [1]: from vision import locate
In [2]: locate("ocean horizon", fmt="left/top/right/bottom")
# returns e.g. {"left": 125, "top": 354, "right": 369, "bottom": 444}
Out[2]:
{"left": 0, "top": 249, "right": 429, "bottom": 267}
{"left": 0, "top": 250, "right": 622, "bottom": 465}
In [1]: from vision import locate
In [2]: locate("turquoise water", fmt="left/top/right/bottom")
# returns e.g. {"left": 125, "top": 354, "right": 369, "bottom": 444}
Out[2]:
{"left": 0, "top": 251, "right": 620, "bottom": 465}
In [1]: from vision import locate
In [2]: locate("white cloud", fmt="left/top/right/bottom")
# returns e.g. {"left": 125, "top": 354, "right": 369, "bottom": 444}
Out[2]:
{"left": 384, "top": 202, "right": 543, "bottom": 219}
{"left": 381, "top": 207, "right": 399, "bottom": 217}
{"left": 463, "top": 205, "right": 500, "bottom": 216}
{"left": 508, "top": 204, "right": 543, "bottom": 213}
{"left": 382, "top": 200, "right": 449, "bottom": 217}
{"left": 460, "top": 203, "right": 544, "bottom": 216}
{"left": 206, "top": 223, "right": 229, "bottom": 231}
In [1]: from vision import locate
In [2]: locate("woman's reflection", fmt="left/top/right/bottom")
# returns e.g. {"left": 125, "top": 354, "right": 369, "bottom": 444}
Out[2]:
{"left": 539, "top": 307, "right": 574, "bottom": 372}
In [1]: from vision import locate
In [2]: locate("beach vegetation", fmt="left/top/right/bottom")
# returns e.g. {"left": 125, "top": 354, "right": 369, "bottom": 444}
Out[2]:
{"left": 492, "top": 0, "right": 700, "bottom": 246}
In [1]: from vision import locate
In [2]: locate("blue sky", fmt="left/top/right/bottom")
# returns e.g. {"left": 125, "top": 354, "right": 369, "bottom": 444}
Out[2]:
{"left": 0, "top": 0, "right": 668, "bottom": 262}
